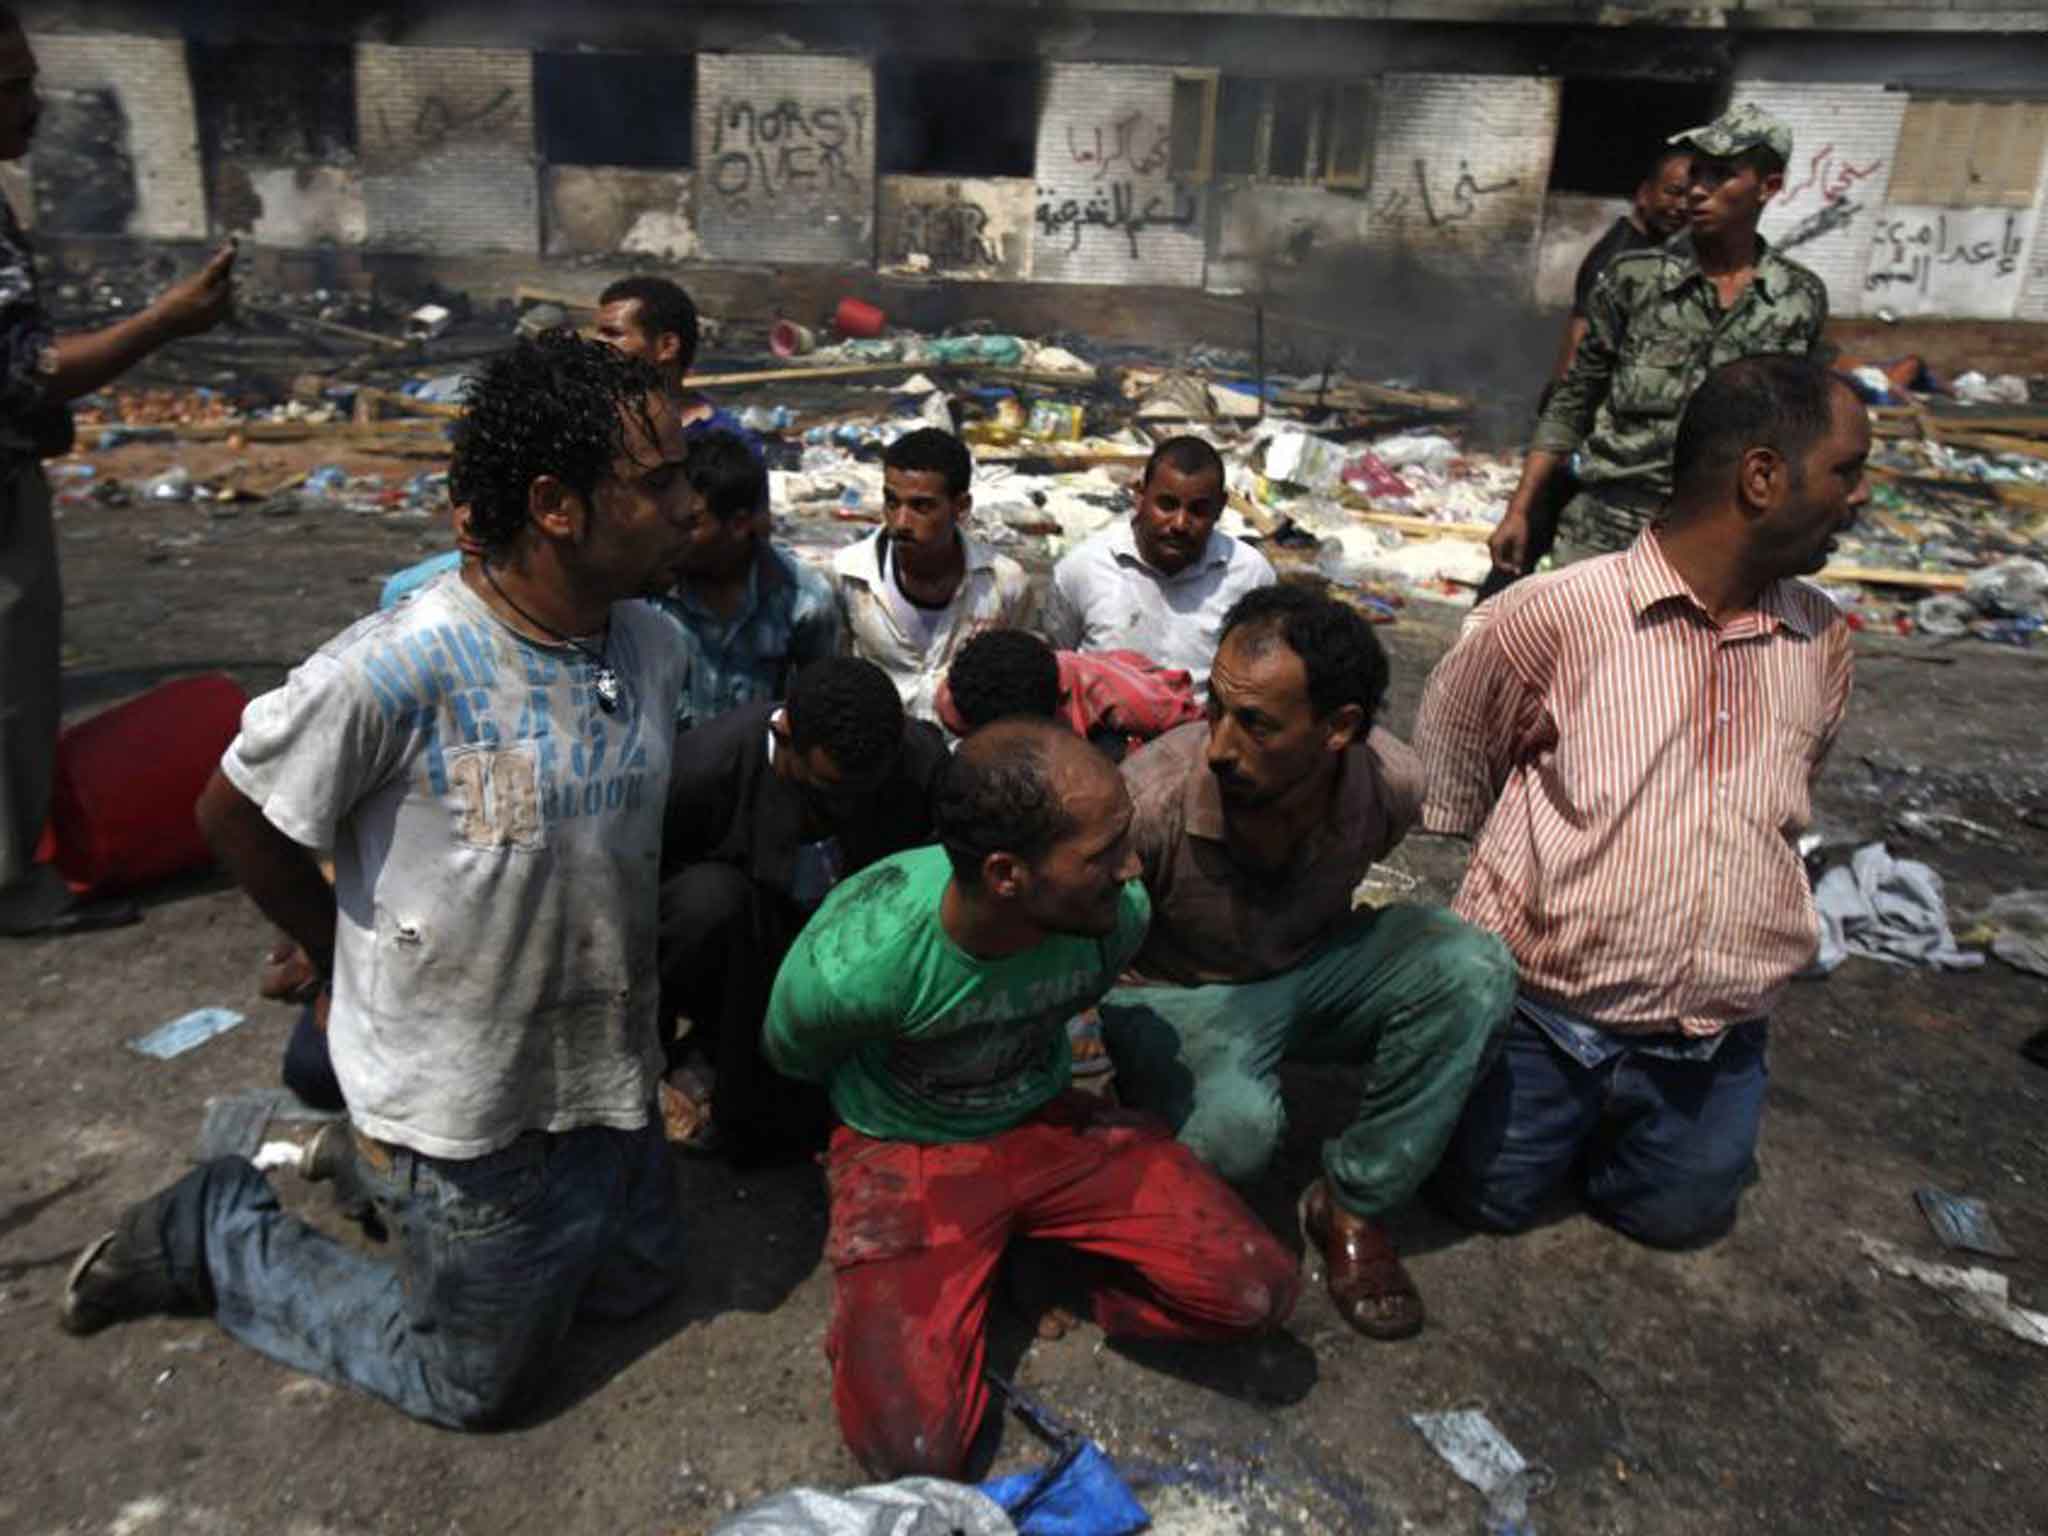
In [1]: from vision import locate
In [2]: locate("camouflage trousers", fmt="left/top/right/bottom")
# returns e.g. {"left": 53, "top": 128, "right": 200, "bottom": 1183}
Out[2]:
{"left": 1557, "top": 486, "right": 1667, "bottom": 560}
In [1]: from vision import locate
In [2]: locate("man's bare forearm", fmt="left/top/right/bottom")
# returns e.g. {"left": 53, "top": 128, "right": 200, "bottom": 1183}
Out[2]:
{"left": 47, "top": 312, "right": 175, "bottom": 402}
{"left": 195, "top": 771, "right": 338, "bottom": 977}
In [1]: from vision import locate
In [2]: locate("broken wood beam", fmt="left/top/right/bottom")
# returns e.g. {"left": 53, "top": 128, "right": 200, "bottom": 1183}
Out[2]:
{"left": 240, "top": 302, "right": 411, "bottom": 352}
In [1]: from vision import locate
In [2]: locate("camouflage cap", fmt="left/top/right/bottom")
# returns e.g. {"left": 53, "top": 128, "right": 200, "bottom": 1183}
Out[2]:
{"left": 1668, "top": 104, "right": 1793, "bottom": 165}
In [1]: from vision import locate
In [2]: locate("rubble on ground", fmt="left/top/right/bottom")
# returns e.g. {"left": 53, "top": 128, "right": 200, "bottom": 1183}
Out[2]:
{"left": 45, "top": 293, "right": 2048, "bottom": 639}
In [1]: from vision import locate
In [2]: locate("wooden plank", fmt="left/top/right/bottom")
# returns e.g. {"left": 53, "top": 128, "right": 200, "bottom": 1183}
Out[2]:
{"left": 1816, "top": 564, "right": 1968, "bottom": 592}
{"left": 240, "top": 302, "right": 410, "bottom": 352}
{"left": 1930, "top": 429, "right": 2048, "bottom": 461}
{"left": 689, "top": 360, "right": 948, "bottom": 388}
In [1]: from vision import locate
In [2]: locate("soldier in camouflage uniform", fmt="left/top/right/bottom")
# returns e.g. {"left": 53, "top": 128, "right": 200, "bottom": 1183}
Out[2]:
{"left": 0, "top": 8, "right": 236, "bottom": 935}
{"left": 1491, "top": 104, "right": 1831, "bottom": 572}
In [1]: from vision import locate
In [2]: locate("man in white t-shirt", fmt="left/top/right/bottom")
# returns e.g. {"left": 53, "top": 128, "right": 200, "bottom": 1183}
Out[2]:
{"left": 832, "top": 427, "right": 1031, "bottom": 721}
{"left": 59, "top": 334, "right": 697, "bottom": 1430}
{"left": 1041, "top": 435, "right": 1274, "bottom": 693}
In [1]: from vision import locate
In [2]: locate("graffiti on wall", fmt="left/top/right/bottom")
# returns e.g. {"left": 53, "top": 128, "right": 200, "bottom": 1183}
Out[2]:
{"left": 412, "top": 88, "right": 516, "bottom": 150}
{"left": 1780, "top": 143, "right": 1884, "bottom": 212}
{"left": 1066, "top": 111, "right": 1172, "bottom": 182}
{"left": 1034, "top": 179, "right": 1195, "bottom": 258}
{"left": 1866, "top": 210, "right": 2027, "bottom": 296}
{"left": 893, "top": 194, "right": 1001, "bottom": 270}
{"left": 705, "top": 97, "right": 867, "bottom": 214}
{"left": 1373, "top": 159, "right": 1521, "bottom": 230}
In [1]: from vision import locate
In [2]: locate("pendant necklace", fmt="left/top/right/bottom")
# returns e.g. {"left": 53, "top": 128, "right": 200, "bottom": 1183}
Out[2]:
{"left": 481, "top": 563, "right": 622, "bottom": 714}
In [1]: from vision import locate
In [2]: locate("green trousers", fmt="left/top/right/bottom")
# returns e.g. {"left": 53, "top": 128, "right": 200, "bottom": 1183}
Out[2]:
{"left": 1100, "top": 905, "right": 1516, "bottom": 1221}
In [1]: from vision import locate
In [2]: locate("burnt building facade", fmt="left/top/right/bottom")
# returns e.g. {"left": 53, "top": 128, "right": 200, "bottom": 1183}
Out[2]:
{"left": 7, "top": 1, "right": 2048, "bottom": 322}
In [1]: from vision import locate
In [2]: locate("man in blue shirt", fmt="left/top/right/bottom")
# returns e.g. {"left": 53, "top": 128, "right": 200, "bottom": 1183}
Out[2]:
{"left": 659, "top": 431, "right": 838, "bottom": 730}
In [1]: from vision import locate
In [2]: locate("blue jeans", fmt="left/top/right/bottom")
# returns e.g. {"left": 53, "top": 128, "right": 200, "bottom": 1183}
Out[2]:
{"left": 1430, "top": 1007, "right": 1769, "bottom": 1249}
{"left": 157, "top": 1119, "right": 684, "bottom": 1428}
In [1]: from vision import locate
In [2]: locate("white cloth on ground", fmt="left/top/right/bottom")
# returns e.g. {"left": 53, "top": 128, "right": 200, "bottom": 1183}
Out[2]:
{"left": 1811, "top": 842, "right": 1984, "bottom": 974}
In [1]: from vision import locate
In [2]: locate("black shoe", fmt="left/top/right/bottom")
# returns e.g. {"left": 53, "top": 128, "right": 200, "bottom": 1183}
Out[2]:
{"left": 59, "top": 1186, "right": 205, "bottom": 1336}
{"left": 1, "top": 895, "right": 140, "bottom": 939}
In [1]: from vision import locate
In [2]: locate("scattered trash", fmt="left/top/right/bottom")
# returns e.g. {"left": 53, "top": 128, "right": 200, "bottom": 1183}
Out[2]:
{"left": 144, "top": 465, "right": 193, "bottom": 502}
{"left": 982, "top": 1373, "right": 1149, "bottom": 1536}
{"left": 198, "top": 1086, "right": 345, "bottom": 1160}
{"left": 515, "top": 303, "right": 567, "bottom": 339}
{"left": 1951, "top": 371, "right": 2031, "bottom": 407}
{"left": 1915, "top": 1189, "right": 2017, "bottom": 1260}
{"left": 711, "top": 1478, "right": 1016, "bottom": 1536}
{"left": 834, "top": 297, "right": 888, "bottom": 339}
{"left": 1810, "top": 843, "right": 1984, "bottom": 974}
{"left": 771, "top": 319, "right": 819, "bottom": 358}
{"left": 404, "top": 303, "right": 453, "bottom": 342}
{"left": 1858, "top": 1233, "right": 2048, "bottom": 1349}
{"left": 1959, "top": 889, "right": 2048, "bottom": 978}
{"left": 129, "top": 1007, "right": 246, "bottom": 1060}
{"left": 1409, "top": 1408, "right": 1551, "bottom": 1536}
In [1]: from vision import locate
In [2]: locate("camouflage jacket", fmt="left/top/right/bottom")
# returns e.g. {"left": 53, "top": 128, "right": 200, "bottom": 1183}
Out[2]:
{"left": 1532, "top": 232, "right": 1829, "bottom": 504}
{"left": 0, "top": 189, "right": 56, "bottom": 460}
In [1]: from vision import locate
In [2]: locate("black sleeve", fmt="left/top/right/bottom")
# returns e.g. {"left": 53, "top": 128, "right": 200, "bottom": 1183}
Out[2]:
{"left": 661, "top": 709, "right": 756, "bottom": 870}
{"left": 1572, "top": 222, "right": 1627, "bottom": 317}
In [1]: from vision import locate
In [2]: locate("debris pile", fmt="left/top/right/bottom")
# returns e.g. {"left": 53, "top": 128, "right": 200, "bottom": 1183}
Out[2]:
{"left": 48, "top": 289, "right": 2048, "bottom": 638}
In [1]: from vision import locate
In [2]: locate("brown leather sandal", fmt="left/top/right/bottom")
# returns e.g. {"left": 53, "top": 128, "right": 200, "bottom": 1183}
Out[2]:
{"left": 1301, "top": 1177, "right": 1425, "bottom": 1341}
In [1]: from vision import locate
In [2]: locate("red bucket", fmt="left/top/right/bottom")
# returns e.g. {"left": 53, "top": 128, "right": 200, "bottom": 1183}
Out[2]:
{"left": 833, "top": 297, "right": 886, "bottom": 338}
{"left": 47, "top": 672, "right": 249, "bottom": 894}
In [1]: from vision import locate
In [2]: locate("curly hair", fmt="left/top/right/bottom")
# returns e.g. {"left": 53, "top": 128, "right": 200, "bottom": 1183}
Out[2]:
{"left": 448, "top": 332, "right": 664, "bottom": 556}
{"left": 786, "top": 657, "right": 905, "bottom": 771}
{"left": 883, "top": 427, "right": 973, "bottom": 497}
{"left": 947, "top": 629, "right": 1061, "bottom": 734}
{"left": 599, "top": 275, "right": 700, "bottom": 374}
{"left": 1219, "top": 582, "right": 1390, "bottom": 721}
{"left": 937, "top": 719, "right": 1075, "bottom": 887}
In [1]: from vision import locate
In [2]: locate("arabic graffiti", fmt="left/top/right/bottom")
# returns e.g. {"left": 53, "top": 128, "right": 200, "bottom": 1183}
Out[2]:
{"left": 894, "top": 195, "right": 1001, "bottom": 270}
{"left": 1778, "top": 197, "right": 1863, "bottom": 254}
{"left": 706, "top": 97, "right": 867, "bottom": 214}
{"left": 1034, "top": 179, "right": 1197, "bottom": 259}
{"left": 1780, "top": 143, "right": 1884, "bottom": 210}
{"left": 1373, "top": 159, "right": 1521, "bottom": 230}
{"left": 1066, "top": 111, "right": 1172, "bottom": 182}
{"left": 1865, "top": 210, "right": 2026, "bottom": 295}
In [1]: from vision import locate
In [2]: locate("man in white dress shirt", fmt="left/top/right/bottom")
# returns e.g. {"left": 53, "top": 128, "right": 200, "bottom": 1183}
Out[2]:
{"left": 1042, "top": 436, "right": 1274, "bottom": 693}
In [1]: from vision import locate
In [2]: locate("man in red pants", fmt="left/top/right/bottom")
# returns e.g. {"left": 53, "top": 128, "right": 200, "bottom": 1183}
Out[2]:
{"left": 765, "top": 717, "right": 1300, "bottom": 1478}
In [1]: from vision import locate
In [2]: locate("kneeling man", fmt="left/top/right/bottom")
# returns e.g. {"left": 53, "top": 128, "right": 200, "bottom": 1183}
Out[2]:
{"left": 60, "top": 335, "right": 694, "bottom": 1427}
{"left": 1419, "top": 355, "right": 1863, "bottom": 1248}
{"left": 1101, "top": 585, "right": 1515, "bottom": 1340}
{"left": 766, "top": 719, "right": 1299, "bottom": 1479}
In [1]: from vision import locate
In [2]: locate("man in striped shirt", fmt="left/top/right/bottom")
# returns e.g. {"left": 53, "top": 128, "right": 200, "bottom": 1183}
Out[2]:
{"left": 1416, "top": 355, "right": 1865, "bottom": 1249}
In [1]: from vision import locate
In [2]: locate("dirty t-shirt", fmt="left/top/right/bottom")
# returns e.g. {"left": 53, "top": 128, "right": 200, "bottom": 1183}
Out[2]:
{"left": 220, "top": 572, "right": 690, "bottom": 1159}
{"left": 764, "top": 845, "right": 1151, "bottom": 1144}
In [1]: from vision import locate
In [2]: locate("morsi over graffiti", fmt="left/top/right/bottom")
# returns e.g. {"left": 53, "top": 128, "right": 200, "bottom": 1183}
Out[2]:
{"left": 706, "top": 97, "right": 867, "bottom": 214}
{"left": 693, "top": 55, "right": 875, "bottom": 265}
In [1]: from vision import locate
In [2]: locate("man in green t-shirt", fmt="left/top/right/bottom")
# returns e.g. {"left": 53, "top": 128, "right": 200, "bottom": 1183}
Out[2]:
{"left": 766, "top": 718, "right": 1300, "bottom": 1479}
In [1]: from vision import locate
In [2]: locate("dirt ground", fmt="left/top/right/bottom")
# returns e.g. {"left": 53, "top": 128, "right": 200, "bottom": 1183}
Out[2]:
{"left": 3, "top": 446, "right": 2047, "bottom": 1536}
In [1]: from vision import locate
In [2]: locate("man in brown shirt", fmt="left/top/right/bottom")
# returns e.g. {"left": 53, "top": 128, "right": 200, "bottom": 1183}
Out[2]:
{"left": 1101, "top": 586, "right": 1515, "bottom": 1340}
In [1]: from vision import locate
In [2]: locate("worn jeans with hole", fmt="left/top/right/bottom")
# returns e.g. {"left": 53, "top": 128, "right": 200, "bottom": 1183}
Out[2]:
{"left": 1429, "top": 1007, "right": 1769, "bottom": 1249}
{"left": 154, "top": 1118, "right": 684, "bottom": 1428}
{"left": 1099, "top": 905, "right": 1517, "bottom": 1221}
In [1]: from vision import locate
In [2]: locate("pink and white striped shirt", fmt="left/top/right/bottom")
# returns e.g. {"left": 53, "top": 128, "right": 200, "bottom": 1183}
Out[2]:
{"left": 1415, "top": 532, "right": 1853, "bottom": 1036}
